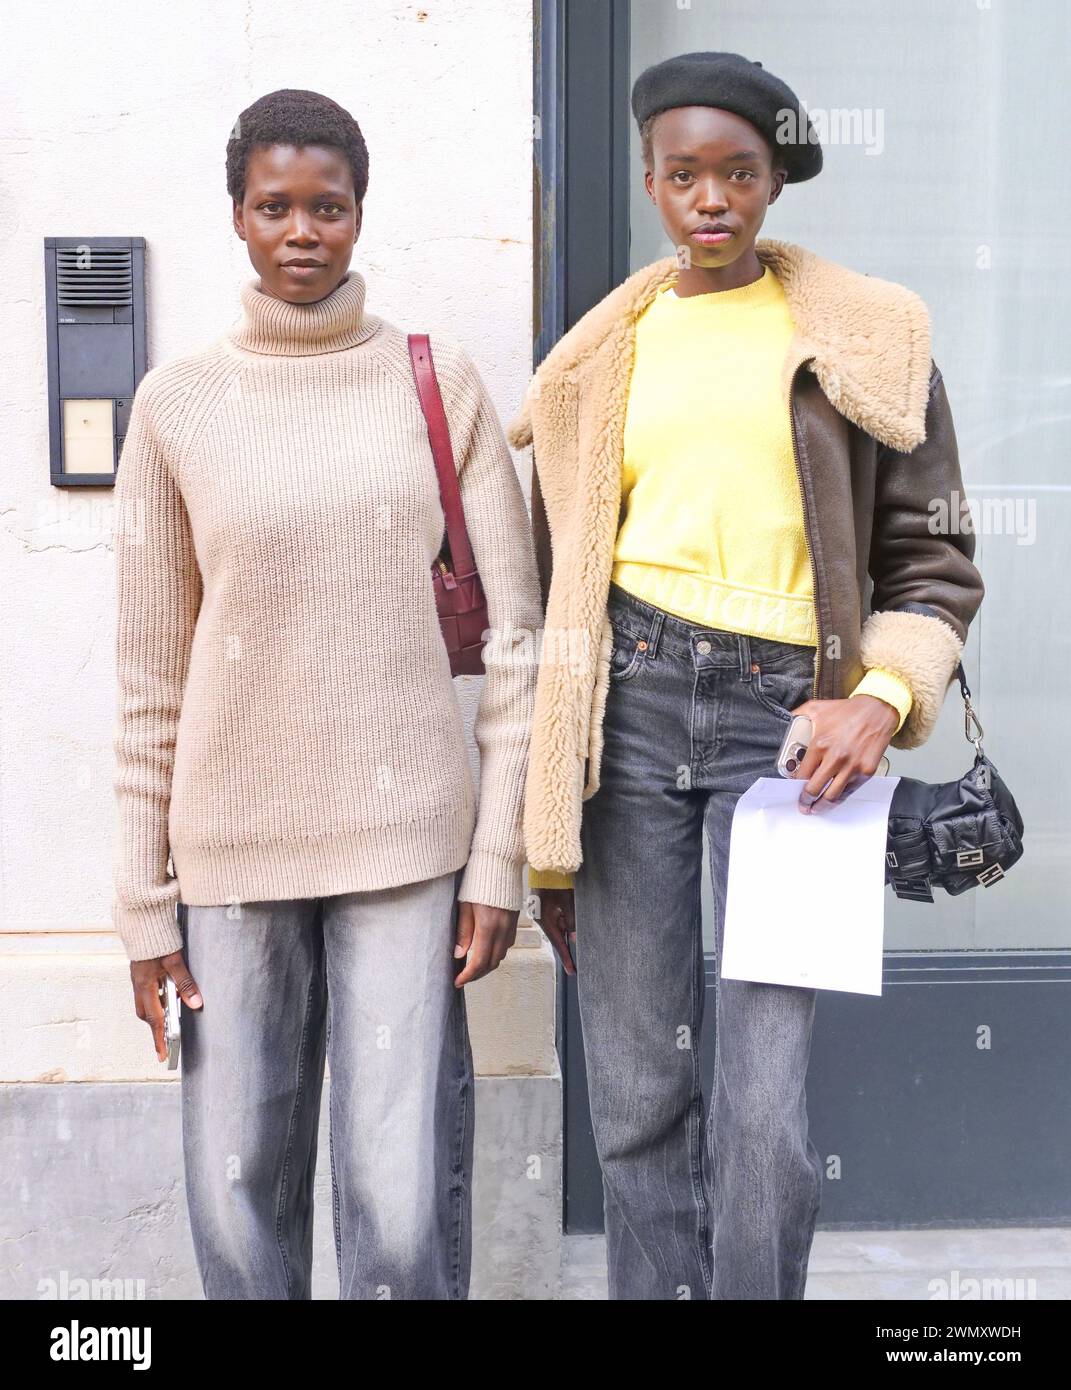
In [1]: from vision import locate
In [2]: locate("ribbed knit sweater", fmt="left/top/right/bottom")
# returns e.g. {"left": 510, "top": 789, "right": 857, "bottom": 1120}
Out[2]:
{"left": 112, "top": 269, "right": 542, "bottom": 962}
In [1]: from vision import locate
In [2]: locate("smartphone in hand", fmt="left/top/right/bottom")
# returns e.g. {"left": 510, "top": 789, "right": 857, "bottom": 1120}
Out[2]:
{"left": 776, "top": 714, "right": 889, "bottom": 789}
{"left": 776, "top": 714, "right": 815, "bottom": 778}
{"left": 160, "top": 975, "right": 181, "bottom": 1070}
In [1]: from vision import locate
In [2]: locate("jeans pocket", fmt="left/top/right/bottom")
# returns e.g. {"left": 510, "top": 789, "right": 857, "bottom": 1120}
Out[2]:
{"left": 608, "top": 629, "right": 647, "bottom": 683}
{"left": 750, "top": 664, "right": 814, "bottom": 720}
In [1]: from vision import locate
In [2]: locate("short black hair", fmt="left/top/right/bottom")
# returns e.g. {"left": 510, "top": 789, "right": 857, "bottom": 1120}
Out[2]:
{"left": 639, "top": 110, "right": 787, "bottom": 181}
{"left": 226, "top": 88, "right": 370, "bottom": 207}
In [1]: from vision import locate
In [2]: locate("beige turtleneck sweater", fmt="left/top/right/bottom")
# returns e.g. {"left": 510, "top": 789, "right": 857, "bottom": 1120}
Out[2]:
{"left": 112, "top": 269, "right": 542, "bottom": 962}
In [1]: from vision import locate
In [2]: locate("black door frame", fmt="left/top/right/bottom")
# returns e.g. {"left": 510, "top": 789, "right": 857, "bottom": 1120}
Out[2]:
{"left": 531, "top": 0, "right": 1071, "bottom": 1235}
{"left": 533, "top": 0, "right": 633, "bottom": 1235}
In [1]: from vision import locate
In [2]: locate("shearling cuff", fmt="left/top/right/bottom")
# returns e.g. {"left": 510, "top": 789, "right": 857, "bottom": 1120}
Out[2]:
{"left": 858, "top": 609, "right": 965, "bottom": 750}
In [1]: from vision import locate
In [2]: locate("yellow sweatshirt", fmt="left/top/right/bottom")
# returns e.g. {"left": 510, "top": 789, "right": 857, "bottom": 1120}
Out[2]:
{"left": 528, "top": 266, "right": 911, "bottom": 892}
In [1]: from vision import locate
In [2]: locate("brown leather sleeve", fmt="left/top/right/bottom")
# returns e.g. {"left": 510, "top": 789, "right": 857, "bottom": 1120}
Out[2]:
{"left": 868, "top": 362, "right": 984, "bottom": 642}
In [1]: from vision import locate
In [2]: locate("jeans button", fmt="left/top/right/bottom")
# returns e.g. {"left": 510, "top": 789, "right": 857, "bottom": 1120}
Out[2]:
{"left": 696, "top": 639, "right": 711, "bottom": 654}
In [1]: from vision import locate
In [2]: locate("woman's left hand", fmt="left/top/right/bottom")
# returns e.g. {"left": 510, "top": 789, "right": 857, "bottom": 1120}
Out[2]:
{"left": 453, "top": 901, "right": 519, "bottom": 986}
{"left": 787, "top": 694, "right": 899, "bottom": 813}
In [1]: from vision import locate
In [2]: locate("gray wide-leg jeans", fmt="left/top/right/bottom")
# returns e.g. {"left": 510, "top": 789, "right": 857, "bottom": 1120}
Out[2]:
{"left": 178, "top": 865, "right": 474, "bottom": 1300}
{"left": 574, "top": 582, "right": 824, "bottom": 1301}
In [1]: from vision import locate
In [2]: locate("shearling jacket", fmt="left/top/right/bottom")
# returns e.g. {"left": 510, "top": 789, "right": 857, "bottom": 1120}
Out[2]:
{"left": 507, "top": 237, "right": 984, "bottom": 878}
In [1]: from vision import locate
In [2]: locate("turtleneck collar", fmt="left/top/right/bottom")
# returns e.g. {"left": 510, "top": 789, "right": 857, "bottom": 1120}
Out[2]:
{"left": 227, "top": 269, "right": 381, "bottom": 356}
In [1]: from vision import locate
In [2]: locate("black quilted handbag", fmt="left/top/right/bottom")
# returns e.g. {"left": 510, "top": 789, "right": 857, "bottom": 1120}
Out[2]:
{"left": 885, "top": 664, "right": 1024, "bottom": 902}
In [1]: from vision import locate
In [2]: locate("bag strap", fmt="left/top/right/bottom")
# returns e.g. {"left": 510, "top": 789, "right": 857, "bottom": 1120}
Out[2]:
{"left": 407, "top": 333, "right": 477, "bottom": 579}
{"left": 953, "top": 662, "right": 985, "bottom": 753}
{"left": 886, "top": 605, "right": 984, "bottom": 752}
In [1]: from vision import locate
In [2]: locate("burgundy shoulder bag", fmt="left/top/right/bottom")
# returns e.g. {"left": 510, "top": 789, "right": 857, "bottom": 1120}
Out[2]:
{"left": 407, "top": 333, "right": 489, "bottom": 676}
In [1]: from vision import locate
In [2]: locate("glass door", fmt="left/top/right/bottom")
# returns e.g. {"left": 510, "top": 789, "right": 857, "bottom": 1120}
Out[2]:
{"left": 545, "top": 0, "right": 1071, "bottom": 1232}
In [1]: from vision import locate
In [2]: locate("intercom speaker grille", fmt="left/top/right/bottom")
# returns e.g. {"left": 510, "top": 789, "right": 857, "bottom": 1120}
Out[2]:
{"left": 56, "top": 247, "right": 133, "bottom": 307}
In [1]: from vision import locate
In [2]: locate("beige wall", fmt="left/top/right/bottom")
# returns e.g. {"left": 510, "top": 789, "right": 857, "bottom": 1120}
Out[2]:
{"left": 0, "top": 0, "right": 554, "bottom": 1084}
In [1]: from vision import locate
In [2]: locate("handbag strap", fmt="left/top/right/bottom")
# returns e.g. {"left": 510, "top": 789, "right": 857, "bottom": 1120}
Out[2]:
{"left": 888, "top": 606, "right": 985, "bottom": 752}
{"left": 407, "top": 333, "right": 477, "bottom": 578}
{"left": 953, "top": 662, "right": 985, "bottom": 752}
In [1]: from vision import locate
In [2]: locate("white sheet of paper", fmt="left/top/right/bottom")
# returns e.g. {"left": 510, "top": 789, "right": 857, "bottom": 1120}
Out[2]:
{"left": 720, "top": 775, "right": 901, "bottom": 996}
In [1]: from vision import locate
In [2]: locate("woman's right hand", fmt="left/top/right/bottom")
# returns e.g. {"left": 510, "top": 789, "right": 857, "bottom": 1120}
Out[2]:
{"left": 533, "top": 888, "right": 577, "bottom": 976}
{"left": 130, "top": 952, "right": 203, "bottom": 1061}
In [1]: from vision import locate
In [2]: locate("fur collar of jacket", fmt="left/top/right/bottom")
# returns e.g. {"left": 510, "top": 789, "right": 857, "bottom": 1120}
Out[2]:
{"left": 508, "top": 236, "right": 933, "bottom": 455}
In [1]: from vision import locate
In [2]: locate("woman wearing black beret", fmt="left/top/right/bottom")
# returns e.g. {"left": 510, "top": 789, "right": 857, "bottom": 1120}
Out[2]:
{"left": 515, "top": 52, "right": 983, "bottom": 1299}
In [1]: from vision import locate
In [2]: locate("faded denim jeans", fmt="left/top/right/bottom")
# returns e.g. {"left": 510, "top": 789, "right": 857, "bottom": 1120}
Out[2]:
{"left": 573, "top": 582, "right": 824, "bottom": 1300}
{"left": 177, "top": 865, "right": 474, "bottom": 1300}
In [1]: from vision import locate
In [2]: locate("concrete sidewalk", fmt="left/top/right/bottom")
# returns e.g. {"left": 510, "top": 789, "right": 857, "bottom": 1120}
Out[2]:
{"left": 562, "top": 1228, "right": 1071, "bottom": 1300}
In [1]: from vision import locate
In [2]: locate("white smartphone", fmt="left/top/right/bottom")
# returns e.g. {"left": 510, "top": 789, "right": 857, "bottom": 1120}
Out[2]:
{"left": 160, "top": 975, "right": 180, "bottom": 1070}
{"left": 776, "top": 714, "right": 889, "bottom": 781}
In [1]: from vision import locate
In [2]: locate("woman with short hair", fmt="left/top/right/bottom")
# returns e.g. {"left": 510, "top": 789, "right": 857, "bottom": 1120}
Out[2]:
{"left": 112, "top": 88, "right": 542, "bottom": 1300}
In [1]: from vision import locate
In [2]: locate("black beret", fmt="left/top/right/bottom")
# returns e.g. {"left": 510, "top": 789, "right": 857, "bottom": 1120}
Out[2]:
{"left": 631, "top": 50, "right": 822, "bottom": 184}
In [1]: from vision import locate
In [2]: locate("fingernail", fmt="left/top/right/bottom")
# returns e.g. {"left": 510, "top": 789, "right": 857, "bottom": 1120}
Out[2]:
{"left": 800, "top": 792, "right": 815, "bottom": 807}
{"left": 454, "top": 943, "right": 467, "bottom": 958}
{"left": 189, "top": 992, "right": 203, "bottom": 1008}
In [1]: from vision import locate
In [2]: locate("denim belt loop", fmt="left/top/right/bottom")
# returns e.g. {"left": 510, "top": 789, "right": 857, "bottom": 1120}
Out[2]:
{"left": 644, "top": 608, "right": 664, "bottom": 658}
{"left": 738, "top": 632, "right": 754, "bottom": 681}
